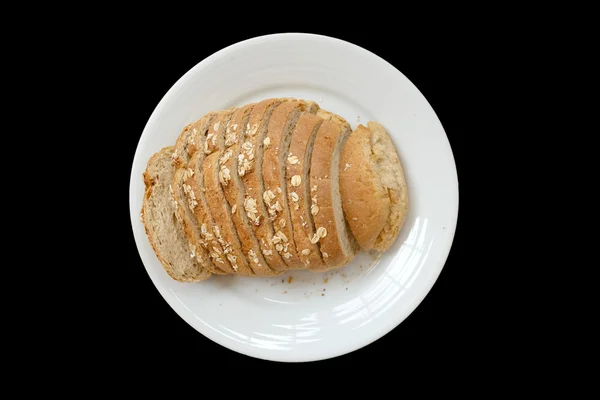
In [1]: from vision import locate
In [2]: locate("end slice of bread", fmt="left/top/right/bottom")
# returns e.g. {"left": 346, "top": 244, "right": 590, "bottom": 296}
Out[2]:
{"left": 141, "top": 147, "right": 211, "bottom": 282}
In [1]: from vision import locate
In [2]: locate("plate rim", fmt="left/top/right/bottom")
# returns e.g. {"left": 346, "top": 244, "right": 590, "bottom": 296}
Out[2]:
{"left": 129, "top": 32, "right": 459, "bottom": 362}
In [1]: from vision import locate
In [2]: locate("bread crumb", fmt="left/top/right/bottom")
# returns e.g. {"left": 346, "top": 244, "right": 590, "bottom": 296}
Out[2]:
{"left": 288, "top": 276, "right": 293, "bottom": 283}
{"left": 324, "top": 277, "right": 328, "bottom": 284}
{"left": 344, "top": 163, "right": 351, "bottom": 171}
{"left": 213, "top": 122, "right": 220, "bottom": 131}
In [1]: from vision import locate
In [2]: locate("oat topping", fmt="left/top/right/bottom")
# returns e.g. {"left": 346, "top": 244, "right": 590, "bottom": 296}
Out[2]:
{"left": 263, "top": 190, "right": 275, "bottom": 205}
{"left": 291, "top": 175, "right": 302, "bottom": 187}
{"left": 213, "top": 122, "right": 220, "bottom": 131}
{"left": 344, "top": 163, "right": 352, "bottom": 171}
{"left": 277, "top": 187, "right": 282, "bottom": 194}
{"left": 287, "top": 155, "right": 299, "bottom": 165}
{"left": 290, "top": 192, "right": 299, "bottom": 202}
{"left": 317, "top": 227, "right": 327, "bottom": 238}
{"left": 248, "top": 123, "right": 258, "bottom": 136}
{"left": 323, "top": 252, "right": 329, "bottom": 259}
{"left": 218, "top": 166, "right": 231, "bottom": 186}
{"left": 275, "top": 244, "right": 283, "bottom": 252}
{"left": 200, "top": 224, "right": 214, "bottom": 240}
{"left": 183, "top": 184, "right": 198, "bottom": 210}
{"left": 301, "top": 249, "right": 310, "bottom": 255}
{"left": 263, "top": 137, "right": 270, "bottom": 147}
{"left": 248, "top": 249, "right": 259, "bottom": 265}
{"left": 212, "top": 246, "right": 221, "bottom": 255}
{"left": 311, "top": 185, "right": 317, "bottom": 192}
{"left": 219, "top": 149, "right": 233, "bottom": 164}
{"left": 283, "top": 252, "right": 292, "bottom": 259}
{"left": 311, "top": 204, "right": 319, "bottom": 215}
{"left": 279, "top": 218, "right": 286, "bottom": 228}
{"left": 231, "top": 204, "right": 237, "bottom": 214}
{"left": 262, "top": 249, "right": 273, "bottom": 256}
{"left": 227, "top": 253, "right": 238, "bottom": 270}
{"left": 189, "top": 244, "right": 197, "bottom": 258}
{"left": 352, "top": 217, "right": 358, "bottom": 221}
{"left": 244, "top": 197, "right": 260, "bottom": 225}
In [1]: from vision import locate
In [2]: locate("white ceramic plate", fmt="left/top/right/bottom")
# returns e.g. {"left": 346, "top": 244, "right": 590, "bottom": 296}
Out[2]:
{"left": 129, "top": 33, "right": 458, "bottom": 362}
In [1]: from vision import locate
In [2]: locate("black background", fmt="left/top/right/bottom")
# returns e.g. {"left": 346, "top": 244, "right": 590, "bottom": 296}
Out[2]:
{"left": 112, "top": 27, "right": 469, "bottom": 370}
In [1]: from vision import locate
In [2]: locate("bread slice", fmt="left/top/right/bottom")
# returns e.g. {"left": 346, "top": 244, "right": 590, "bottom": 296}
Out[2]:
{"left": 239, "top": 98, "right": 289, "bottom": 271}
{"left": 141, "top": 147, "right": 211, "bottom": 282}
{"left": 172, "top": 112, "right": 217, "bottom": 168}
{"left": 170, "top": 113, "right": 227, "bottom": 275}
{"left": 204, "top": 152, "right": 254, "bottom": 275}
{"left": 340, "top": 122, "right": 408, "bottom": 251}
{"left": 261, "top": 100, "right": 319, "bottom": 269}
{"left": 172, "top": 167, "right": 225, "bottom": 275}
{"left": 309, "top": 119, "right": 358, "bottom": 268}
{"left": 218, "top": 103, "right": 278, "bottom": 276}
{"left": 184, "top": 109, "right": 239, "bottom": 274}
{"left": 186, "top": 150, "right": 236, "bottom": 274}
{"left": 286, "top": 113, "right": 325, "bottom": 268}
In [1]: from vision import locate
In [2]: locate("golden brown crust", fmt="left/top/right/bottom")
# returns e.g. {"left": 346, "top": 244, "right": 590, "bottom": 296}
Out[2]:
{"left": 339, "top": 125, "right": 390, "bottom": 250}
{"left": 286, "top": 113, "right": 326, "bottom": 269}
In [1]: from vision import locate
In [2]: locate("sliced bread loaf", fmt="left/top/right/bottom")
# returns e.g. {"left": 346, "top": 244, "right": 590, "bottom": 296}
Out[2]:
{"left": 218, "top": 104, "right": 278, "bottom": 276}
{"left": 239, "top": 98, "right": 288, "bottom": 271}
{"left": 141, "top": 147, "right": 211, "bottom": 282}
{"left": 286, "top": 113, "right": 325, "bottom": 268}
{"left": 340, "top": 122, "right": 408, "bottom": 251}
{"left": 309, "top": 120, "right": 358, "bottom": 268}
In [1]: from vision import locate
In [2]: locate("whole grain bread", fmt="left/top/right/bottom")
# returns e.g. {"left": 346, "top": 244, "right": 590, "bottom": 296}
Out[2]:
{"left": 340, "top": 122, "right": 408, "bottom": 251}
{"left": 141, "top": 147, "right": 212, "bottom": 282}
